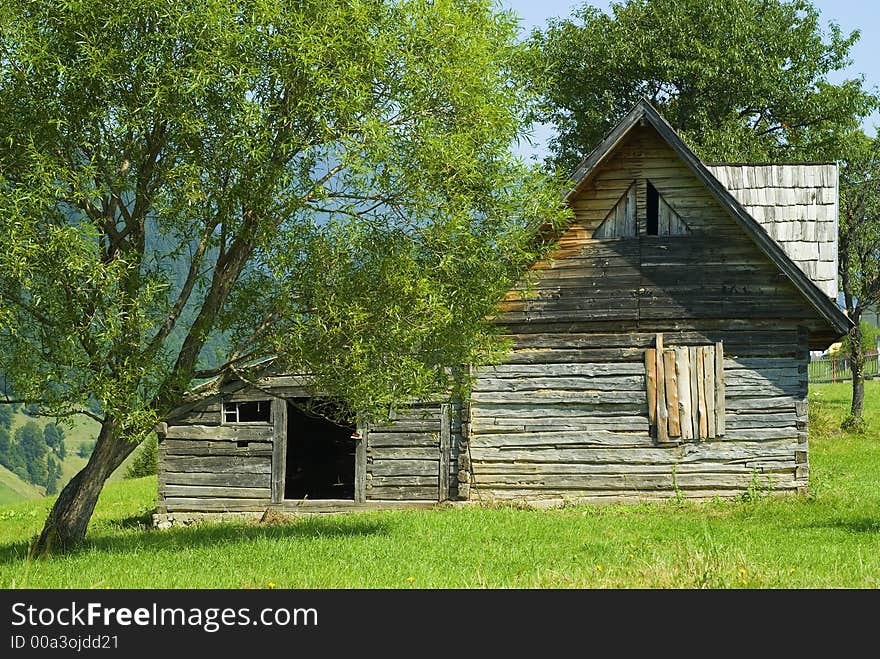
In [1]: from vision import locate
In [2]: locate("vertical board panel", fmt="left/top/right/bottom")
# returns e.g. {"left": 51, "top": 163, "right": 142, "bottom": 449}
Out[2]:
{"left": 675, "top": 347, "right": 693, "bottom": 440}
{"left": 271, "top": 398, "right": 286, "bottom": 503}
{"left": 439, "top": 404, "right": 451, "bottom": 502}
{"left": 663, "top": 349, "right": 681, "bottom": 437}
{"left": 715, "top": 342, "right": 726, "bottom": 436}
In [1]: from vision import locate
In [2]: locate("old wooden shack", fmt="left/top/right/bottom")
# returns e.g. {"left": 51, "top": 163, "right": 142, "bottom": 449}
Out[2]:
{"left": 155, "top": 100, "right": 849, "bottom": 521}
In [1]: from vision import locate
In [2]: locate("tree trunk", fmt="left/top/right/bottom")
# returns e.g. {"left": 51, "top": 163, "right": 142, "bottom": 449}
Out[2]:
{"left": 31, "top": 420, "right": 137, "bottom": 556}
{"left": 849, "top": 323, "right": 865, "bottom": 421}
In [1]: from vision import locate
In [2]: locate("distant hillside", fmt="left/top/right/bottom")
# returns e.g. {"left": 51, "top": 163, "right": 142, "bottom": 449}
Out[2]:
{"left": 0, "top": 464, "right": 43, "bottom": 505}
{"left": 3, "top": 411, "right": 136, "bottom": 504}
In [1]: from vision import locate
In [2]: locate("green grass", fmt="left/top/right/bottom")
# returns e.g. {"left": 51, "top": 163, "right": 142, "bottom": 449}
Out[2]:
{"left": 0, "top": 381, "right": 878, "bottom": 589}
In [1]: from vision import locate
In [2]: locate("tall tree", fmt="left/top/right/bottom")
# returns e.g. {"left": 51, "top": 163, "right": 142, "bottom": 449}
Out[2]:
{"left": 0, "top": 1, "right": 567, "bottom": 554}
{"left": 531, "top": 0, "right": 878, "bottom": 170}
{"left": 838, "top": 133, "right": 880, "bottom": 428}
{"left": 16, "top": 421, "right": 48, "bottom": 486}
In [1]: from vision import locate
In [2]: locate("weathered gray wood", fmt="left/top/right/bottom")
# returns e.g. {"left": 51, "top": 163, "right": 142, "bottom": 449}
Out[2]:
{"left": 471, "top": 431, "right": 653, "bottom": 448}
{"left": 164, "top": 498, "right": 273, "bottom": 512}
{"left": 165, "top": 424, "right": 274, "bottom": 441}
{"left": 367, "top": 486, "right": 439, "bottom": 501}
{"left": 663, "top": 349, "right": 681, "bottom": 437}
{"left": 645, "top": 349, "right": 657, "bottom": 432}
{"left": 355, "top": 424, "right": 367, "bottom": 503}
{"left": 475, "top": 363, "right": 645, "bottom": 377}
{"left": 695, "top": 347, "right": 708, "bottom": 439}
{"left": 471, "top": 417, "right": 649, "bottom": 432}
{"left": 162, "top": 485, "right": 271, "bottom": 499}
{"left": 367, "top": 432, "right": 440, "bottom": 447}
{"left": 472, "top": 376, "right": 645, "bottom": 392}
{"left": 439, "top": 404, "right": 451, "bottom": 502}
{"left": 164, "top": 471, "right": 271, "bottom": 488}
{"left": 369, "top": 447, "right": 441, "bottom": 460}
{"left": 674, "top": 347, "right": 693, "bottom": 440}
{"left": 704, "top": 346, "right": 717, "bottom": 438}
{"left": 368, "top": 475, "right": 440, "bottom": 487}
{"left": 162, "top": 456, "right": 272, "bottom": 474}
{"left": 163, "top": 440, "right": 273, "bottom": 457}
{"left": 470, "top": 390, "right": 646, "bottom": 404}
{"left": 370, "top": 460, "right": 440, "bottom": 477}
{"left": 271, "top": 398, "right": 287, "bottom": 504}
{"left": 655, "top": 334, "right": 669, "bottom": 442}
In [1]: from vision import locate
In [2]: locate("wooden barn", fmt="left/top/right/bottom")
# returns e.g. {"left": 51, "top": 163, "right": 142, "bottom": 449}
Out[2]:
{"left": 154, "top": 100, "right": 850, "bottom": 522}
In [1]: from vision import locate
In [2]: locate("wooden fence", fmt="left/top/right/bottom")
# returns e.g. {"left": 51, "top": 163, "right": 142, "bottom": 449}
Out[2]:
{"left": 809, "top": 350, "right": 879, "bottom": 383}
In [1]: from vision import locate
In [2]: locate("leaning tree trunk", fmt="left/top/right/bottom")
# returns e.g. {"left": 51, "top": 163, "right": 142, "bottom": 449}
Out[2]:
{"left": 32, "top": 420, "right": 137, "bottom": 556}
{"left": 848, "top": 323, "right": 865, "bottom": 422}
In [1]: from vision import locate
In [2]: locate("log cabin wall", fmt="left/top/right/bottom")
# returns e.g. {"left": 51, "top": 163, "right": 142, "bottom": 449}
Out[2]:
{"left": 465, "top": 125, "right": 814, "bottom": 503}
{"left": 159, "top": 386, "right": 456, "bottom": 513}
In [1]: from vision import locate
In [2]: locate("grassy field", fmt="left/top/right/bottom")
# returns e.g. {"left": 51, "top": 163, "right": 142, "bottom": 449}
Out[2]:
{"left": 0, "top": 381, "right": 877, "bottom": 589}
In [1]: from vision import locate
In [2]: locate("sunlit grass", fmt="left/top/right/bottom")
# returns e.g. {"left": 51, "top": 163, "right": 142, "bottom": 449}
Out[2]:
{"left": 0, "top": 381, "right": 877, "bottom": 588}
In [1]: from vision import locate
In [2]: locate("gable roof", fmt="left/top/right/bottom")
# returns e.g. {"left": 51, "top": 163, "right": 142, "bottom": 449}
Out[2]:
{"left": 565, "top": 99, "right": 851, "bottom": 337}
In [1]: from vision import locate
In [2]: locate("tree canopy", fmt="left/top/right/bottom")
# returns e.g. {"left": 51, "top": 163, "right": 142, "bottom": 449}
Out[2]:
{"left": 0, "top": 0, "right": 568, "bottom": 552}
{"left": 530, "top": 0, "right": 878, "bottom": 171}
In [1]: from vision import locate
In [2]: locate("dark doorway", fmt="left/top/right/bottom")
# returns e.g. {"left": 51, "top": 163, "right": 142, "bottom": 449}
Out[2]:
{"left": 284, "top": 400, "right": 356, "bottom": 500}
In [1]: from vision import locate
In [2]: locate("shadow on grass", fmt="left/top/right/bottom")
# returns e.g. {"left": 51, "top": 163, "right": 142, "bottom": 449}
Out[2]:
{"left": 809, "top": 517, "right": 880, "bottom": 534}
{"left": 0, "top": 514, "right": 391, "bottom": 566}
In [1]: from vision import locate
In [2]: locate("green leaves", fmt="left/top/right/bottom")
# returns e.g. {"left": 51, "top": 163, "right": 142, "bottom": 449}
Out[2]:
{"left": 531, "top": 0, "right": 878, "bottom": 171}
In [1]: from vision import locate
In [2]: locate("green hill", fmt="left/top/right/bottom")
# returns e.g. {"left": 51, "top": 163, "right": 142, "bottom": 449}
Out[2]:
{"left": 0, "top": 464, "right": 43, "bottom": 505}
{"left": 5, "top": 411, "right": 137, "bottom": 501}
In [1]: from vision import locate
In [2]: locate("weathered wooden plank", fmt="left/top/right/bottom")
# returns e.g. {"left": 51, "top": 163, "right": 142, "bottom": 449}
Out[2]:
{"left": 367, "top": 432, "right": 439, "bottom": 447}
{"left": 645, "top": 348, "right": 658, "bottom": 432}
{"left": 369, "top": 447, "right": 440, "bottom": 460}
{"left": 271, "top": 398, "right": 286, "bottom": 504}
{"left": 162, "top": 485, "right": 271, "bottom": 499}
{"left": 370, "top": 460, "right": 440, "bottom": 477}
{"left": 663, "top": 349, "right": 681, "bottom": 437}
{"left": 725, "top": 412, "right": 797, "bottom": 428}
{"left": 162, "top": 456, "right": 272, "bottom": 474}
{"left": 674, "top": 347, "right": 693, "bottom": 440}
{"left": 471, "top": 403, "right": 648, "bottom": 418}
{"left": 655, "top": 334, "right": 669, "bottom": 442}
{"left": 471, "top": 431, "right": 653, "bottom": 448}
{"left": 164, "top": 471, "right": 271, "bottom": 488}
{"left": 162, "top": 440, "right": 273, "bottom": 457}
{"left": 364, "top": 420, "right": 442, "bottom": 433}
{"left": 439, "top": 404, "right": 451, "bottom": 502}
{"left": 475, "top": 472, "right": 791, "bottom": 491}
{"left": 165, "top": 424, "right": 274, "bottom": 441}
{"left": 696, "top": 347, "right": 708, "bottom": 440}
{"left": 472, "top": 416, "right": 649, "bottom": 432}
{"left": 470, "top": 390, "right": 646, "bottom": 404}
{"left": 475, "top": 363, "right": 645, "bottom": 376}
{"left": 473, "top": 376, "right": 645, "bottom": 392}
{"left": 475, "top": 462, "right": 791, "bottom": 476}
{"left": 355, "top": 426, "right": 367, "bottom": 503}
{"left": 367, "top": 486, "right": 439, "bottom": 501}
{"left": 368, "top": 475, "right": 440, "bottom": 487}
{"left": 704, "top": 346, "right": 717, "bottom": 438}
{"left": 164, "top": 498, "right": 273, "bottom": 512}
{"left": 471, "top": 439, "right": 798, "bottom": 465}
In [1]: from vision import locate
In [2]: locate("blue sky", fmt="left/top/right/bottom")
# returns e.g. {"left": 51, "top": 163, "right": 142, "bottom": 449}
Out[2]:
{"left": 504, "top": 0, "right": 880, "bottom": 160}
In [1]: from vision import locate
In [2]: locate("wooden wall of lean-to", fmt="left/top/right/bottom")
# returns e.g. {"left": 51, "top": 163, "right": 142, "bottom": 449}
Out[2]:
{"left": 466, "top": 124, "right": 814, "bottom": 503}
{"left": 366, "top": 404, "right": 448, "bottom": 501}
{"left": 158, "top": 400, "right": 274, "bottom": 513}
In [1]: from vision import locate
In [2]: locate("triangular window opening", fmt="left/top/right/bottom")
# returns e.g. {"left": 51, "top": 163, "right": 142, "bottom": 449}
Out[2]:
{"left": 593, "top": 183, "right": 637, "bottom": 239}
{"left": 592, "top": 180, "right": 690, "bottom": 239}
{"left": 646, "top": 180, "right": 689, "bottom": 236}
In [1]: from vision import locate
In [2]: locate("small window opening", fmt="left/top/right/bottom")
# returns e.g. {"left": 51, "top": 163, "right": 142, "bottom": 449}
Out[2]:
{"left": 237, "top": 441, "right": 249, "bottom": 448}
{"left": 223, "top": 400, "right": 271, "bottom": 423}
{"left": 646, "top": 181, "right": 659, "bottom": 235}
